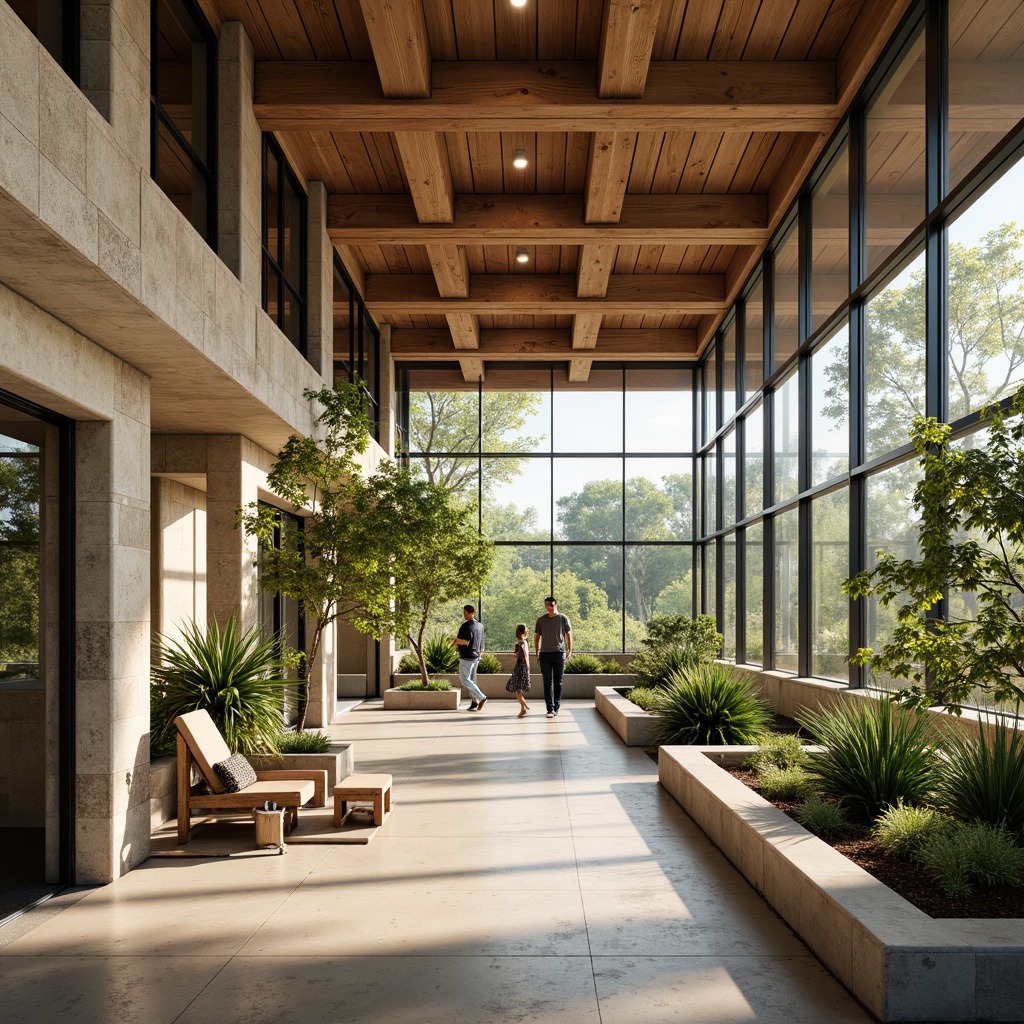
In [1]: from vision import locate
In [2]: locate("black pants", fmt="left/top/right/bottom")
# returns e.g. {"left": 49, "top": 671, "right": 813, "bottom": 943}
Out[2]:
{"left": 539, "top": 652, "right": 566, "bottom": 712}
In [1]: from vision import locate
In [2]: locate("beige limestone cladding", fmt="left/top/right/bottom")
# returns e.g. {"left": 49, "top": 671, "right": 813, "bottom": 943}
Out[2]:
{"left": 151, "top": 477, "right": 207, "bottom": 643}
{"left": 306, "top": 182, "right": 334, "bottom": 378}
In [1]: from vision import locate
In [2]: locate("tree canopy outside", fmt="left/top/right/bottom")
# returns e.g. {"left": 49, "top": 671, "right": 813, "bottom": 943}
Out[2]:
{"left": 0, "top": 451, "right": 40, "bottom": 670}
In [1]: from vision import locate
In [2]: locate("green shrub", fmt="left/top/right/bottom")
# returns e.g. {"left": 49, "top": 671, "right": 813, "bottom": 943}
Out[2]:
{"left": 277, "top": 730, "right": 332, "bottom": 754}
{"left": 872, "top": 801, "right": 948, "bottom": 859}
{"left": 151, "top": 616, "right": 296, "bottom": 757}
{"left": 601, "top": 660, "right": 629, "bottom": 674}
{"left": 397, "top": 652, "right": 420, "bottom": 673}
{"left": 629, "top": 614, "right": 723, "bottom": 687}
{"left": 937, "top": 719, "right": 1024, "bottom": 833}
{"left": 652, "top": 663, "right": 771, "bottom": 746}
{"left": 759, "top": 764, "right": 816, "bottom": 801}
{"left": 565, "top": 653, "right": 603, "bottom": 674}
{"left": 625, "top": 686, "right": 661, "bottom": 712}
{"left": 396, "top": 679, "right": 452, "bottom": 691}
{"left": 423, "top": 633, "right": 459, "bottom": 673}
{"left": 743, "top": 733, "right": 808, "bottom": 773}
{"left": 915, "top": 823, "right": 1024, "bottom": 897}
{"left": 798, "top": 698, "right": 939, "bottom": 819}
{"left": 794, "top": 795, "right": 848, "bottom": 837}
{"left": 477, "top": 653, "right": 503, "bottom": 674}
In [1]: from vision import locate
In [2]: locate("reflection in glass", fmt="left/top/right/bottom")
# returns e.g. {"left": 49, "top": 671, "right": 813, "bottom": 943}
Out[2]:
{"left": 946, "top": 159, "right": 1024, "bottom": 421}
{"left": 774, "top": 224, "right": 799, "bottom": 370}
{"left": 811, "top": 488, "right": 849, "bottom": 681}
{"left": 949, "top": 0, "right": 1024, "bottom": 192}
{"left": 812, "top": 143, "right": 849, "bottom": 333}
{"left": 624, "top": 459, "right": 692, "bottom": 541}
{"left": 705, "top": 342, "right": 718, "bottom": 438}
{"left": 745, "top": 276, "right": 765, "bottom": 395}
{"left": 743, "top": 404, "right": 764, "bottom": 518}
{"left": 773, "top": 372, "right": 799, "bottom": 504}
{"left": 865, "top": 29, "right": 925, "bottom": 276}
{"left": 722, "top": 533, "right": 737, "bottom": 662}
{"left": 553, "top": 370, "right": 622, "bottom": 451}
{"left": 722, "top": 428, "right": 736, "bottom": 529}
{"left": 553, "top": 459, "right": 622, "bottom": 541}
{"left": 865, "top": 251, "right": 926, "bottom": 461}
{"left": 554, "top": 545, "right": 624, "bottom": 651}
{"left": 811, "top": 324, "right": 849, "bottom": 485}
{"left": 482, "top": 457, "right": 551, "bottom": 541}
{"left": 774, "top": 507, "right": 799, "bottom": 673}
{"left": 865, "top": 459, "right": 922, "bottom": 690}
{"left": 722, "top": 320, "right": 737, "bottom": 423}
{"left": 482, "top": 545, "right": 552, "bottom": 650}
{"left": 745, "top": 521, "right": 764, "bottom": 667}
{"left": 703, "top": 448, "right": 717, "bottom": 537}
{"left": 705, "top": 542, "right": 717, "bottom": 621}
{"left": 625, "top": 369, "right": 693, "bottom": 452}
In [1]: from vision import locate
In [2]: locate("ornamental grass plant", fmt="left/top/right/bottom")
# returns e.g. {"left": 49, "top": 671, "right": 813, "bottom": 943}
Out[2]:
{"left": 914, "top": 823, "right": 1024, "bottom": 897}
{"left": 276, "top": 729, "right": 332, "bottom": 754}
{"left": 794, "top": 795, "right": 848, "bottom": 837}
{"left": 625, "top": 685, "right": 661, "bottom": 712}
{"left": 872, "top": 801, "right": 949, "bottom": 859}
{"left": 423, "top": 632, "right": 460, "bottom": 673}
{"left": 151, "top": 615, "right": 296, "bottom": 757}
{"left": 565, "top": 653, "right": 603, "bottom": 673}
{"left": 743, "top": 733, "right": 808, "bottom": 773}
{"left": 652, "top": 663, "right": 771, "bottom": 746}
{"left": 396, "top": 678, "right": 452, "bottom": 691}
{"left": 477, "top": 653, "right": 503, "bottom": 674}
{"left": 798, "top": 697, "right": 939, "bottom": 820}
{"left": 759, "top": 764, "right": 816, "bottom": 801}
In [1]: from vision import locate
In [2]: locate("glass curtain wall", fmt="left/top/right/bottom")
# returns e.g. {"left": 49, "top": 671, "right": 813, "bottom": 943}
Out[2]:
{"left": 332, "top": 257, "right": 382, "bottom": 442}
{"left": 402, "top": 366, "right": 695, "bottom": 653}
{"left": 698, "top": 0, "right": 1024, "bottom": 694}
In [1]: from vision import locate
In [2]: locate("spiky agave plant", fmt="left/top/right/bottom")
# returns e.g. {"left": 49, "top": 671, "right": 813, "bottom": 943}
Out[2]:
{"left": 151, "top": 615, "right": 296, "bottom": 756}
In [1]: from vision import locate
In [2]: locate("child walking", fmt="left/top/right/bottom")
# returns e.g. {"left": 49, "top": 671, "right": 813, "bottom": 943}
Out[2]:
{"left": 506, "top": 624, "right": 532, "bottom": 717}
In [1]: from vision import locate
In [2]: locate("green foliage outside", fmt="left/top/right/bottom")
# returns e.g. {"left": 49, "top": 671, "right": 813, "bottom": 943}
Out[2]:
{"left": 600, "top": 660, "right": 630, "bottom": 674}
{"left": 276, "top": 730, "right": 331, "bottom": 754}
{"left": 844, "top": 384, "right": 1024, "bottom": 712}
{"left": 150, "top": 616, "right": 296, "bottom": 757}
{"left": 798, "top": 698, "right": 939, "bottom": 819}
{"left": 396, "top": 679, "right": 452, "bottom": 691}
{"left": 652, "top": 663, "right": 770, "bottom": 746}
{"left": 396, "top": 652, "right": 421, "bottom": 673}
{"left": 0, "top": 451, "right": 40, "bottom": 671}
{"left": 565, "top": 653, "right": 603, "bottom": 674}
{"left": 630, "top": 614, "right": 723, "bottom": 687}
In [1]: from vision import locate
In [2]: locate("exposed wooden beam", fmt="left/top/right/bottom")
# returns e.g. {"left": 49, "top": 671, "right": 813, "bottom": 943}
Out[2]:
{"left": 390, "top": 328, "right": 698, "bottom": 360}
{"left": 255, "top": 61, "right": 839, "bottom": 133}
{"left": 577, "top": 244, "right": 618, "bottom": 298}
{"left": 568, "top": 359, "right": 593, "bottom": 382}
{"left": 328, "top": 193, "right": 768, "bottom": 244}
{"left": 572, "top": 313, "right": 603, "bottom": 350}
{"left": 357, "top": 0, "right": 431, "bottom": 97}
{"left": 598, "top": 0, "right": 662, "bottom": 98}
{"left": 395, "top": 132, "right": 455, "bottom": 223}
{"left": 425, "top": 244, "right": 470, "bottom": 297}
{"left": 446, "top": 313, "right": 480, "bottom": 349}
{"left": 585, "top": 132, "right": 637, "bottom": 223}
{"left": 460, "top": 358, "right": 485, "bottom": 382}
{"left": 365, "top": 274, "right": 725, "bottom": 314}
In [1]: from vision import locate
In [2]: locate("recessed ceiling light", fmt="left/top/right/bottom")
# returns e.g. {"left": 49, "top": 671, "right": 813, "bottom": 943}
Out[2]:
{"left": 512, "top": 148, "right": 528, "bottom": 169}
{"left": 511, "top": 0, "right": 527, "bottom": 7}
{"left": 515, "top": 248, "right": 529, "bottom": 264}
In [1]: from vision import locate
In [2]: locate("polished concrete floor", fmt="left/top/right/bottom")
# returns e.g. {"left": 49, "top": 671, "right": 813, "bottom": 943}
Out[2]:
{"left": 0, "top": 702, "right": 874, "bottom": 1023}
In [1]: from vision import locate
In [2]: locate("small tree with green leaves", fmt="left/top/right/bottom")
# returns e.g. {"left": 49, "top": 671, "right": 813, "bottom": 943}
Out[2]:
{"left": 238, "top": 383, "right": 391, "bottom": 731}
{"left": 844, "top": 385, "right": 1024, "bottom": 711}
{"left": 359, "top": 464, "right": 494, "bottom": 686}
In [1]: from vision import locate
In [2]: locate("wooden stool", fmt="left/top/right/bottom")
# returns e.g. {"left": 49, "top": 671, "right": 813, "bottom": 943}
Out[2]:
{"left": 333, "top": 773, "right": 393, "bottom": 827}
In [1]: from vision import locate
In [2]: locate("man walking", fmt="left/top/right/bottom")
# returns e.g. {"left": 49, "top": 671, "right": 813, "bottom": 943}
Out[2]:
{"left": 454, "top": 604, "right": 487, "bottom": 711}
{"left": 534, "top": 597, "right": 572, "bottom": 718}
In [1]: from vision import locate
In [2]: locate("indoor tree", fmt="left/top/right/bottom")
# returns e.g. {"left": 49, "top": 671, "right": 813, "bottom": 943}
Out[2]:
{"left": 844, "top": 384, "right": 1024, "bottom": 711}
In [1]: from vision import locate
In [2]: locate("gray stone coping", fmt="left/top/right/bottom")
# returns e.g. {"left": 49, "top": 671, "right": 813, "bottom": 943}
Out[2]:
{"left": 594, "top": 684, "right": 656, "bottom": 746}
{"left": 658, "top": 744, "right": 1024, "bottom": 1023}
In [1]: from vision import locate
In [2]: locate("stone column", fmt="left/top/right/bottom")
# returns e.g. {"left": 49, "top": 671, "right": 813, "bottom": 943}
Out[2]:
{"left": 306, "top": 181, "right": 334, "bottom": 381}
{"left": 80, "top": 0, "right": 150, "bottom": 169}
{"left": 75, "top": 364, "right": 151, "bottom": 883}
{"left": 218, "top": 22, "right": 262, "bottom": 302}
{"left": 205, "top": 435, "right": 263, "bottom": 632}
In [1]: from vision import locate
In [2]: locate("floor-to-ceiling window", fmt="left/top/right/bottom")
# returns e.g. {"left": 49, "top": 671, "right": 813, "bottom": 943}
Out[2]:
{"left": 399, "top": 366, "right": 695, "bottom": 653}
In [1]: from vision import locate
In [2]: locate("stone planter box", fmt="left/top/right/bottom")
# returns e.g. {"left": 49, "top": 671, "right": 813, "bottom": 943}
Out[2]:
{"left": 383, "top": 685, "right": 461, "bottom": 710}
{"left": 392, "top": 672, "right": 635, "bottom": 699}
{"left": 250, "top": 742, "right": 356, "bottom": 793}
{"left": 658, "top": 744, "right": 1024, "bottom": 1023}
{"left": 595, "top": 685, "right": 656, "bottom": 746}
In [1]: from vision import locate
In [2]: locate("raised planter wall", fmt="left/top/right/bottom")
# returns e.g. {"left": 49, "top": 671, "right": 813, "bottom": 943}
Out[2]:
{"left": 594, "top": 685, "right": 656, "bottom": 746}
{"left": 659, "top": 744, "right": 1024, "bottom": 1022}
{"left": 383, "top": 686, "right": 461, "bottom": 710}
{"left": 392, "top": 672, "right": 635, "bottom": 699}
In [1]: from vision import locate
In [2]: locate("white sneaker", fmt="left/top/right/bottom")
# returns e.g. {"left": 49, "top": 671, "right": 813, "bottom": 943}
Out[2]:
{"left": 546, "top": 712, "right": 555, "bottom": 719}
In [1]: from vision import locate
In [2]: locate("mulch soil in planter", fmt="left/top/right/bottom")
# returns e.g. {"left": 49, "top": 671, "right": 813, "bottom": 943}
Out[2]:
{"left": 647, "top": 712, "right": 1024, "bottom": 917}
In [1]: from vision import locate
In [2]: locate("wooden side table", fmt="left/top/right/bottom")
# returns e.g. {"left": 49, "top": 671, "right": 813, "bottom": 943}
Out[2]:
{"left": 333, "top": 773, "right": 393, "bottom": 827}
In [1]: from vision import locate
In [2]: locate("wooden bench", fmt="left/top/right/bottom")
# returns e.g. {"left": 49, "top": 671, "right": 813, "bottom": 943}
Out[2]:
{"left": 333, "top": 773, "right": 393, "bottom": 827}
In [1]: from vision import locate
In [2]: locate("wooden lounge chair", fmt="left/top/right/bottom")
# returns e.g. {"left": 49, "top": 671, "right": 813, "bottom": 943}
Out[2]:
{"left": 175, "top": 709, "right": 327, "bottom": 844}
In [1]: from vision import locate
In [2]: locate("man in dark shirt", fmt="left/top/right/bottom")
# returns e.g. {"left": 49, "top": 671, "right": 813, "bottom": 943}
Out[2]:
{"left": 454, "top": 604, "right": 487, "bottom": 711}
{"left": 534, "top": 596, "right": 572, "bottom": 718}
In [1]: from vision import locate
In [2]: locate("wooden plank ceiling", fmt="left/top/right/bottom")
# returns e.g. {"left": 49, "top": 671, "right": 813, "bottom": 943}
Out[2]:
{"left": 215, "top": 0, "right": 914, "bottom": 382}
